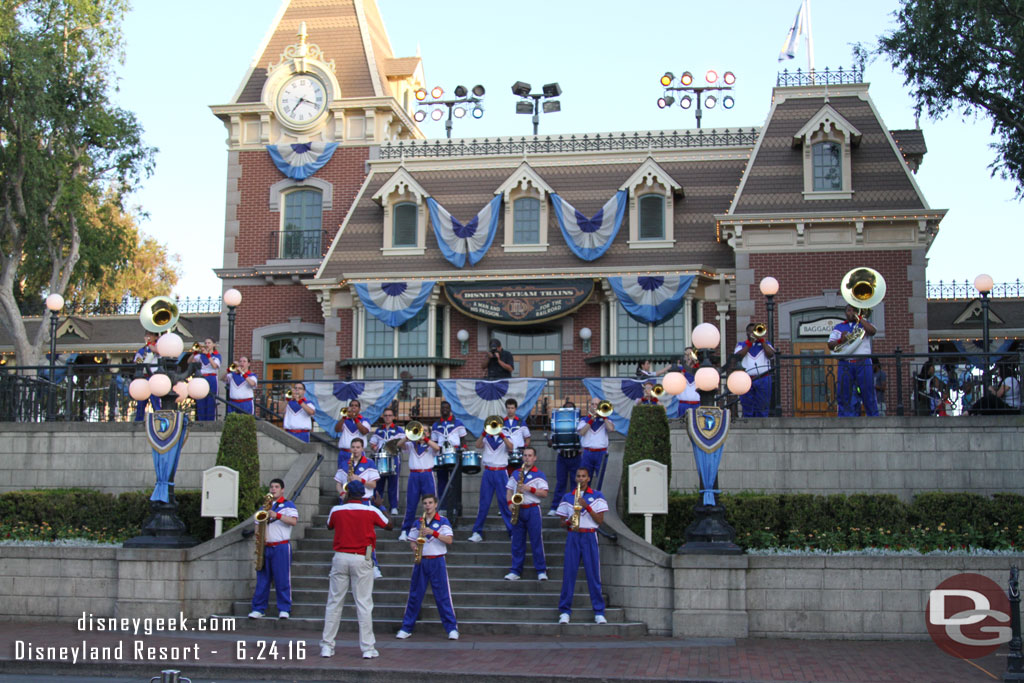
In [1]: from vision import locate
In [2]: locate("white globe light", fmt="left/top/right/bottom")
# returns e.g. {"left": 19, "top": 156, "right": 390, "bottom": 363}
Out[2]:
{"left": 155, "top": 332, "right": 184, "bottom": 358}
{"left": 148, "top": 373, "right": 172, "bottom": 397}
{"left": 974, "top": 273, "right": 994, "bottom": 294}
{"left": 759, "top": 276, "right": 779, "bottom": 297}
{"left": 456, "top": 329, "right": 470, "bottom": 343}
{"left": 173, "top": 381, "right": 189, "bottom": 400}
{"left": 691, "top": 323, "right": 720, "bottom": 350}
{"left": 223, "top": 288, "right": 242, "bottom": 307}
{"left": 579, "top": 327, "right": 592, "bottom": 341}
{"left": 727, "top": 370, "right": 752, "bottom": 396}
{"left": 187, "top": 377, "right": 210, "bottom": 400}
{"left": 695, "top": 366, "right": 720, "bottom": 392}
{"left": 662, "top": 371, "right": 687, "bottom": 396}
{"left": 45, "top": 293, "right": 65, "bottom": 312}
{"left": 128, "top": 378, "right": 152, "bottom": 401}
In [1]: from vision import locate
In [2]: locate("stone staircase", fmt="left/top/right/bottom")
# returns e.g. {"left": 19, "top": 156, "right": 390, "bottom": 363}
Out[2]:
{"left": 232, "top": 445, "right": 646, "bottom": 637}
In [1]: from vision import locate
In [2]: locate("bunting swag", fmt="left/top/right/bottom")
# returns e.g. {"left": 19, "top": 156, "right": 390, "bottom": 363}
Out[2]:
{"left": 684, "top": 406, "right": 731, "bottom": 505}
{"left": 426, "top": 195, "right": 501, "bottom": 268}
{"left": 354, "top": 281, "right": 436, "bottom": 328}
{"left": 954, "top": 339, "right": 1015, "bottom": 369}
{"left": 550, "top": 191, "right": 627, "bottom": 261}
{"left": 266, "top": 142, "right": 339, "bottom": 180}
{"left": 437, "top": 379, "right": 547, "bottom": 435}
{"left": 607, "top": 274, "right": 696, "bottom": 325}
{"left": 145, "top": 411, "right": 190, "bottom": 503}
{"left": 306, "top": 381, "right": 402, "bottom": 438}
{"left": 581, "top": 377, "right": 679, "bottom": 433}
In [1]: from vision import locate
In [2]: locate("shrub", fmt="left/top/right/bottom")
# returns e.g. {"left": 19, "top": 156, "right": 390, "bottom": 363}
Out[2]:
{"left": 215, "top": 413, "right": 261, "bottom": 530}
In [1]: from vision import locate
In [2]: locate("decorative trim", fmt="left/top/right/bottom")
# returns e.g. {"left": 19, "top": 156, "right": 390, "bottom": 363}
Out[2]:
{"left": 250, "top": 322, "right": 325, "bottom": 363}
{"left": 496, "top": 162, "right": 553, "bottom": 251}
{"left": 621, "top": 157, "right": 680, "bottom": 247}
{"left": 269, "top": 177, "right": 333, "bottom": 212}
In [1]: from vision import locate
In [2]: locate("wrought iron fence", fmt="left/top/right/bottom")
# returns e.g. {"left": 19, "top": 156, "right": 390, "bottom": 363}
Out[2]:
{"left": 378, "top": 128, "right": 761, "bottom": 160}
{"left": 926, "top": 279, "right": 1024, "bottom": 299}
{"left": 775, "top": 66, "right": 864, "bottom": 87}
{"left": 269, "top": 229, "right": 327, "bottom": 260}
{"left": 57, "top": 297, "right": 222, "bottom": 316}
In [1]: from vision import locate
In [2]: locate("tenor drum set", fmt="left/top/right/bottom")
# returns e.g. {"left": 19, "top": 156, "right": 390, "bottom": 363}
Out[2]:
{"left": 549, "top": 407, "right": 581, "bottom": 458}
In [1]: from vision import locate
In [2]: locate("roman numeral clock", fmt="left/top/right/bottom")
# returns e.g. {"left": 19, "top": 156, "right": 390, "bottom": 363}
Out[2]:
{"left": 261, "top": 21, "right": 339, "bottom": 137}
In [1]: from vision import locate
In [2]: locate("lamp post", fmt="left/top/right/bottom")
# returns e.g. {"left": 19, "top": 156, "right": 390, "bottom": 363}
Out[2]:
{"left": 44, "top": 293, "right": 65, "bottom": 421}
{"left": 413, "top": 84, "right": 485, "bottom": 139}
{"left": 579, "top": 326, "right": 592, "bottom": 354}
{"left": 657, "top": 70, "right": 736, "bottom": 129}
{"left": 511, "top": 81, "right": 562, "bottom": 135}
{"left": 456, "top": 329, "right": 470, "bottom": 355}
{"left": 759, "top": 276, "right": 780, "bottom": 416}
{"left": 974, "top": 274, "right": 993, "bottom": 386}
{"left": 223, "top": 288, "right": 242, "bottom": 409}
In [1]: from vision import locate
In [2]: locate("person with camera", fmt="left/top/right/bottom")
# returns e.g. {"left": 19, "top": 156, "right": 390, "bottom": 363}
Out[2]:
{"left": 482, "top": 339, "right": 514, "bottom": 379}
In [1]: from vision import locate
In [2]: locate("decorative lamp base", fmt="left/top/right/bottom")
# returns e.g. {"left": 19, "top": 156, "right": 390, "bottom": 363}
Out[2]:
{"left": 123, "top": 500, "right": 198, "bottom": 549}
{"left": 676, "top": 504, "right": 742, "bottom": 555}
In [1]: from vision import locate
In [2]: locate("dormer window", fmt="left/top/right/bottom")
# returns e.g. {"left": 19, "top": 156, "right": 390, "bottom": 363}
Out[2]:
{"left": 638, "top": 195, "right": 665, "bottom": 240}
{"left": 621, "top": 157, "right": 681, "bottom": 249}
{"left": 496, "top": 162, "right": 553, "bottom": 253}
{"left": 393, "top": 202, "right": 418, "bottom": 247}
{"left": 794, "top": 104, "right": 861, "bottom": 200}
{"left": 372, "top": 167, "right": 429, "bottom": 256}
{"left": 513, "top": 197, "right": 541, "bottom": 244}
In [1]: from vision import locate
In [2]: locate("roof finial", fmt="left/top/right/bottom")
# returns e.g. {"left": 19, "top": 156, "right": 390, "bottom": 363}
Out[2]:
{"left": 297, "top": 21, "right": 308, "bottom": 56}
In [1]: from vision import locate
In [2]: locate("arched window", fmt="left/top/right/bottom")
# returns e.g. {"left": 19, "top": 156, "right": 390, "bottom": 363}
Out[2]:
{"left": 638, "top": 194, "right": 664, "bottom": 240}
{"left": 393, "top": 202, "right": 418, "bottom": 248}
{"left": 812, "top": 142, "right": 842, "bottom": 191}
{"left": 513, "top": 197, "right": 541, "bottom": 244}
{"left": 281, "top": 189, "right": 323, "bottom": 259}
{"left": 264, "top": 333, "right": 324, "bottom": 381}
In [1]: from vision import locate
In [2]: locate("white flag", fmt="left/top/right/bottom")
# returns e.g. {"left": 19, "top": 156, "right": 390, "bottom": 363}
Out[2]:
{"left": 778, "top": 0, "right": 807, "bottom": 61}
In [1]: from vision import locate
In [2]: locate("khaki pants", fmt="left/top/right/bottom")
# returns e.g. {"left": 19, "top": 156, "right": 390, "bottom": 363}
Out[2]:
{"left": 320, "top": 550, "right": 375, "bottom": 654}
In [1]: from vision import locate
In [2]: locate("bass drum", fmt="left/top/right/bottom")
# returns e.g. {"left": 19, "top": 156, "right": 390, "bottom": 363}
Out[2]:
{"left": 507, "top": 448, "right": 524, "bottom": 469}
{"left": 549, "top": 408, "right": 580, "bottom": 450}
{"left": 460, "top": 449, "right": 482, "bottom": 475}
{"left": 374, "top": 454, "right": 394, "bottom": 476}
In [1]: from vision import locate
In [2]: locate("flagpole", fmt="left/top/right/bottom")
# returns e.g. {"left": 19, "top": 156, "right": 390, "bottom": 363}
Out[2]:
{"left": 805, "top": 0, "right": 815, "bottom": 77}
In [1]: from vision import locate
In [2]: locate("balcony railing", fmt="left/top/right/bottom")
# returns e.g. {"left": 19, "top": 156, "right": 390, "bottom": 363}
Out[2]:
{"left": 926, "top": 279, "right": 1024, "bottom": 299}
{"left": 269, "top": 229, "right": 326, "bottom": 260}
{"left": 776, "top": 66, "right": 864, "bottom": 87}
{"left": 54, "top": 297, "right": 221, "bottom": 316}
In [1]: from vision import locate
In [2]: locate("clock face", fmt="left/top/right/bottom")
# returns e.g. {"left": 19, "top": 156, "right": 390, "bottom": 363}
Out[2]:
{"left": 277, "top": 75, "right": 327, "bottom": 126}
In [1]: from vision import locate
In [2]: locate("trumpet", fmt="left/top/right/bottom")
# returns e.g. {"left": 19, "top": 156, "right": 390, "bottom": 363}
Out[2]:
{"left": 751, "top": 323, "right": 767, "bottom": 340}
{"left": 595, "top": 400, "right": 613, "bottom": 418}
{"left": 652, "top": 384, "right": 665, "bottom": 398}
{"left": 569, "top": 482, "right": 584, "bottom": 531}
{"left": 684, "top": 348, "right": 699, "bottom": 367}
{"left": 404, "top": 421, "right": 424, "bottom": 442}
{"left": 414, "top": 515, "right": 427, "bottom": 564}
{"left": 484, "top": 415, "right": 504, "bottom": 436}
{"left": 253, "top": 493, "right": 274, "bottom": 571}
{"left": 339, "top": 406, "right": 349, "bottom": 419}
{"left": 284, "top": 389, "right": 293, "bottom": 400}
{"left": 190, "top": 341, "right": 203, "bottom": 354}
{"left": 228, "top": 362, "right": 239, "bottom": 373}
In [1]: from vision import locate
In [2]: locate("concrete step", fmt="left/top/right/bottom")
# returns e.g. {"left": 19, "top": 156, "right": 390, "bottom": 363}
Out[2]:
{"left": 245, "top": 588, "right": 603, "bottom": 610}
{"left": 289, "top": 575, "right": 587, "bottom": 592}
{"left": 289, "top": 562, "right": 590, "bottom": 581}
{"left": 290, "top": 547, "right": 567, "bottom": 566}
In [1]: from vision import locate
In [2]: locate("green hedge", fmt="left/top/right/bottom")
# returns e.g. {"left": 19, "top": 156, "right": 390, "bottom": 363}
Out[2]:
{"left": 622, "top": 404, "right": 672, "bottom": 542}
{"left": 0, "top": 488, "right": 213, "bottom": 543}
{"left": 215, "top": 413, "right": 261, "bottom": 531}
{"left": 626, "top": 492, "right": 1024, "bottom": 553}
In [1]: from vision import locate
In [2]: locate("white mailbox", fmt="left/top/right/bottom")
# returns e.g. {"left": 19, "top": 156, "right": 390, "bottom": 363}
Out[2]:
{"left": 627, "top": 459, "right": 667, "bottom": 544}
{"left": 202, "top": 466, "right": 238, "bottom": 537}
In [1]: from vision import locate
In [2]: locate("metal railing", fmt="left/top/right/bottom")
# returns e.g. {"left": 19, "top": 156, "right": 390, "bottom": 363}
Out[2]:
{"left": 48, "top": 297, "right": 222, "bottom": 316}
{"left": 268, "top": 229, "right": 327, "bottom": 260}
{"left": 3, "top": 353, "right": 1019, "bottom": 424}
{"left": 926, "top": 279, "right": 1024, "bottom": 299}
{"left": 775, "top": 66, "right": 864, "bottom": 87}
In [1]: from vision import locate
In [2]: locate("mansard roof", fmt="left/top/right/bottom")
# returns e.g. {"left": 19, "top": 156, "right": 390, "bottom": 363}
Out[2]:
{"left": 731, "top": 87, "right": 930, "bottom": 215}
{"left": 233, "top": 0, "right": 412, "bottom": 104}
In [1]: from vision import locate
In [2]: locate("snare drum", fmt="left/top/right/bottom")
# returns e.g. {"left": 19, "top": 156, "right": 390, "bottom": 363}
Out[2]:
{"left": 549, "top": 408, "right": 581, "bottom": 450}
{"left": 507, "top": 448, "right": 524, "bottom": 469}
{"left": 434, "top": 449, "right": 458, "bottom": 471}
{"left": 374, "top": 454, "right": 394, "bottom": 476}
{"left": 460, "top": 449, "right": 481, "bottom": 475}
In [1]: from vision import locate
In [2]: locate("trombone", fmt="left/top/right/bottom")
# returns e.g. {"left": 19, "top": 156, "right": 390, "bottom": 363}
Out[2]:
{"left": 483, "top": 415, "right": 504, "bottom": 436}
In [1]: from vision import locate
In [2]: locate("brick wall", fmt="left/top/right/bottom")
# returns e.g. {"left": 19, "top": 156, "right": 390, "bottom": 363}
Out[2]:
{"left": 229, "top": 285, "right": 323, "bottom": 376}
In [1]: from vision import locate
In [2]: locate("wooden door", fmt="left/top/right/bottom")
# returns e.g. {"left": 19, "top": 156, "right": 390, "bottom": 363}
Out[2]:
{"left": 792, "top": 342, "right": 837, "bottom": 416}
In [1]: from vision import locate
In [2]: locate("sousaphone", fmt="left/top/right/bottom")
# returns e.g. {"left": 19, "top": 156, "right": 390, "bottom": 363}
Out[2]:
{"left": 139, "top": 296, "right": 180, "bottom": 334}
{"left": 832, "top": 267, "right": 886, "bottom": 355}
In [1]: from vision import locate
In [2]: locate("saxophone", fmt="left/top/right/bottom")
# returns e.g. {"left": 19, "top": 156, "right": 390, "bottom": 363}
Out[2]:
{"left": 509, "top": 471, "right": 525, "bottom": 526}
{"left": 413, "top": 514, "right": 428, "bottom": 564}
{"left": 569, "top": 483, "right": 584, "bottom": 531}
{"left": 253, "top": 493, "right": 274, "bottom": 570}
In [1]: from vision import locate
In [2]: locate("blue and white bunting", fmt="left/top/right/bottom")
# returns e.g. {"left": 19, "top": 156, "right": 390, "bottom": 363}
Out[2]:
{"left": 607, "top": 274, "right": 695, "bottom": 325}
{"left": 353, "top": 281, "right": 435, "bottom": 328}
{"left": 266, "top": 142, "right": 339, "bottom": 180}
{"left": 426, "top": 195, "right": 501, "bottom": 268}
{"left": 437, "top": 379, "right": 548, "bottom": 435}
{"left": 550, "top": 191, "right": 627, "bottom": 261}
{"left": 582, "top": 377, "right": 678, "bottom": 433}
{"left": 305, "top": 381, "right": 402, "bottom": 438}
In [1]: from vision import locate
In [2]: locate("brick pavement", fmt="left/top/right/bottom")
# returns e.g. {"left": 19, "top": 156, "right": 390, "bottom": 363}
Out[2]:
{"left": 0, "top": 620, "right": 1006, "bottom": 682}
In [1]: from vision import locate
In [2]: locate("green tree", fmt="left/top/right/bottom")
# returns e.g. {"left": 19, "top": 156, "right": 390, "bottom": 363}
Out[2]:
{"left": 871, "top": 0, "right": 1024, "bottom": 198}
{"left": 0, "top": 0, "right": 155, "bottom": 365}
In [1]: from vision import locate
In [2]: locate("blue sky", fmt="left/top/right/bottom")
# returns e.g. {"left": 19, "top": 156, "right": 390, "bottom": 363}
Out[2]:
{"left": 115, "top": 0, "right": 1022, "bottom": 299}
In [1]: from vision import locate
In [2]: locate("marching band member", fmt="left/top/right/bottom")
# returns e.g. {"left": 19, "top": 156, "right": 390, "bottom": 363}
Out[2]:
{"left": 225, "top": 356, "right": 257, "bottom": 415}
{"left": 828, "top": 304, "right": 879, "bottom": 417}
{"left": 556, "top": 467, "right": 608, "bottom": 625}
{"left": 334, "top": 399, "right": 371, "bottom": 471}
{"left": 283, "top": 382, "right": 315, "bottom": 442}
{"left": 676, "top": 350, "right": 701, "bottom": 418}
{"left": 320, "top": 480, "right": 391, "bottom": 660}
{"left": 132, "top": 331, "right": 160, "bottom": 421}
{"left": 548, "top": 400, "right": 581, "bottom": 518}
{"left": 505, "top": 446, "right": 548, "bottom": 581}
{"left": 503, "top": 397, "right": 531, "bottom": 475}
{"left": 248, "top": 478, "right": 298, "bottom": 620}
{"left": 191, "top": 338, "right": 220, "bottom": 421}
{"left": 397, "top": 428, "right": 440, "bottom": 543}
{"left": 431, "top": 401, "right": 466, "bottom": 516}
{"left": 577, "top": 397, "right": 615, "bottom": 490}
{"left": 636, "top": 381, "right": 659, "bottom": 405}
{"left": 334, "top": 437, "right": 383, "bottom": 578}
{"left": 395, "top": 494, "right": 459, "bottom": 641}
{"left": 370, "top": 408, "right": 403, "bottom": 515}
{"left": 733, "top": 323, "right": 776, "bottom": 418}
{"left": 469, "top": 422, "right": 514, "bottom": 542}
